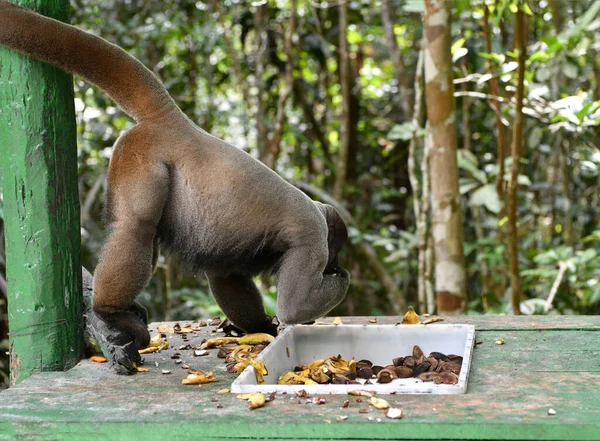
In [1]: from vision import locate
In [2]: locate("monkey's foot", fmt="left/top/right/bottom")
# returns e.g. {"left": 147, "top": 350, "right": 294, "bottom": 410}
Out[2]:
{"left": 84, "top": 309, "right": 143, "bottom": 374}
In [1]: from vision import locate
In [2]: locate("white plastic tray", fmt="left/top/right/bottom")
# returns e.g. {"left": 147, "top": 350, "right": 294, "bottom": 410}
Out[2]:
{"left": 231, "top": 323, "right": 475, "bottom": 395}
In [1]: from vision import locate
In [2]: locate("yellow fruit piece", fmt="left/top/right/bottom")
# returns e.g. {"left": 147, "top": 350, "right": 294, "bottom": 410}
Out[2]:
{"left": 369, "top": 396, "right": 390, "bottom": 410}
{"left": 305, "top": 359, "right": 325, "bottom": 370}
{"left": 217, "top": 388, "right": 230, "bottom": 394}
{"left": 400, "top": 306, "right": 421, "bottom": 325}
{"left": 139, "top": 333, "right": 169, "bottom": 354}
{"left": 200, "top": 337, "right": 240, "bottom": 349}
{"left": 233, "top": 360, "right": 250, "bottom": 374}
{"left": 90, "top": 356, "right": 107, "bottom": 363}
{"left": 238, "top": 333, "right": 275, "bottom": 345}
{"left": 249, "top": 358, "right": 268, "bottom": 384}
{"left": 309, "top": 366, "right": 330, "bottom": 384}
{"left": 135, "top": 366, "right": 149, "bottom": 373}
{"left": 237, "top": 392, "right": 266, "bottom": 410}
{"left": 332, "top": 317, "right": 342, "bottom": 325}
{"left": 181, "top": 371, "right": 217, "bottom": 385}
{"left": 348, "top": 390, "right": 375, "bottom": 397}
{"left": 324, "top": 355, "right": 352, "bottom": 375}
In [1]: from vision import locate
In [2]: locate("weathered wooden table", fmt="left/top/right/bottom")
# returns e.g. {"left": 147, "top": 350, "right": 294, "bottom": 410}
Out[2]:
{"left": 0, "top": 316, "right": 598, "bottom": 440}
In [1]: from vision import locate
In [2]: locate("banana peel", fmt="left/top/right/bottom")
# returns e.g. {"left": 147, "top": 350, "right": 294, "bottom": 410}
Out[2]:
{"left": 248, "top": 358, "right": 268, "bottom": 384}
{"left": 182, "top": 370, "right": 217, "bottom": 385}
{"left": 200, "top": 333, "right": 274, "bottom": 350}
{"left": 277, "top": 371, "right": 318, "bottom": 385}
{"left": 400, "top": 306, "right": 421, "bottom": 325}
{"left": 139, "top": 333, "right": 169, "bottom": 354}
{"left": 237, "top": 392, "right": 266, "bottom": 410}
{"left": 369, "top": 396, "right": 390, "bottom": 410}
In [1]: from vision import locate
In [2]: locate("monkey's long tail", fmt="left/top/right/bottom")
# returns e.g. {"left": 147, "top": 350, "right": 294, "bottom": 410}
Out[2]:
{"left": 0, "top": 1, "right": 178, "bottom": 122}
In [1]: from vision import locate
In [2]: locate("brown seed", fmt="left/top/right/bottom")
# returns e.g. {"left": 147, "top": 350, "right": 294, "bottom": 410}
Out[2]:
{"left": 342, "top": 371, "right": 357, "bottom": 380}
{"left": 356, "top": 359, "right": 373, "bottom": 369}
{"left": 417, "top": 372, "right": 439, "bottom": 382}
{"left": 372, "top": 365, "right": 384, "bottom": 375}
{"left": 475, "top": 340, "right": 483, "bottom": 345}
{"left": 377, "top": 371, "right": 393, "bottom": 384}
{"left": 441, "top": 361, "right": 461, "bottom": 374}
{"left": 435, "top": 372, "right": 459, "bottom": 385}
{"left": 356, "top": 398, "right": 363, "bottom": 403}
{"left": 332, "top": 375, "right": 350, "bottom": 384}
{"left": 413, "top": 345, "right": 424, "bottom": 359}
{"left": 412, "top": 362, "right": 431, "bottom": 376}
{"left": 377, "top": 367, "right": 398, "bottom": 380}
{"left": 216, "top": 403, "right": 223, "bottom": 409}
{"left": 429, "top": 352, "right": 450, "bottom": 361}
{"left": 448, "top": 354, "right": 463, "bottom": 364}
{"left": 403, "top": 356, "right": 417, "bottom": 369}
{"left": 342, "top": 400, "right": 350, "bottom": 408}
{"left": 392, "top": 357, "right": 405, "bottom": 367}
{"left": 358, "top": 408, "right": 369, "bottom": 414}
{"left": 295, "top": 390, "right": 309, "bottom": 398}
{"left": 394, "top": 366, "right": 413, "bottom": 378}
{"left": 357, "top": 367, "right": 373, "bottom": 379}
{"left": 426, "top": 356, "right": 438, "bottom": 371}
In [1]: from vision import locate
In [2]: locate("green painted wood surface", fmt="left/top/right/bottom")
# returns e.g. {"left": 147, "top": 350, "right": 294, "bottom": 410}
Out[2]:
{"left": 0, "top": 0, "right": 83, "bottom": 385}
{"left": 0, "top": 316, "right": 598, "bottom": 440}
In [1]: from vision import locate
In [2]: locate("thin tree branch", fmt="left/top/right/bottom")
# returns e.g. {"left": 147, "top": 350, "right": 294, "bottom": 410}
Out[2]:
{"left": 544, "top": 261, "right": 568, "bottom": 313}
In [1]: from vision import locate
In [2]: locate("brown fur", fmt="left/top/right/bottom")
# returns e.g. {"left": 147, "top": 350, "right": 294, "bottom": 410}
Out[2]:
{"left": 0, "top": 1, "right": 349, "bottom": 349}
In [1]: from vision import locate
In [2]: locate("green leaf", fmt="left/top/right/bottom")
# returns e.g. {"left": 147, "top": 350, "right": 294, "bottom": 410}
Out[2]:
{"left": 458, "top": 150, "right": 488, "bottom": 184}
{"left": 453, "top": 47, "right": 468, "bottom": 64}
{"left": 451, "top": 38, "right": 466, "bottom": 54}
{"left": 469, "top": 184, "right": 501, "bottom": 214}
{"left": 562, "top": 62, "right": 578, "bottom": 79}
{"left": 403, "top": 0, "right": 425, "bottom": 13}
{"left": 388, "top": 122, "right": 418, "bottom": 141}
{"left": 561, "top": 0, "right": 600, "bottom": 40}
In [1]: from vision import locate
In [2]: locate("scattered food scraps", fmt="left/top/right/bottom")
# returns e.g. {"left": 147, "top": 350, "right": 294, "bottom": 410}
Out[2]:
{"left": 182, "top": 370, "right": 217, "bottom": 385}
{"left": 336, "top": 416, "right": 348, "bottom": 421}
{"left": 139, "top": 333, "right": 169, "bottom": 354}
{"left": 547, "top": 408, "right": 557, "bottom": 416}
{"left": 90, "top": 356, "right": 107, "bottom": 363}
{"left": 162, "top": 370, "right": 171, "bottom": 375}
{"left": 135, "top": 366, "right": 149, "bottom": 373}
{"left": 217, "top": 389, "right": 230, "bottom": 394}
{"left": 400, "top": 306, "right": 421, "bottom": 325}
{"left": 386, "top": 408, "right": 403, "bottom": 419}
{"left": 332, "top": 317, "right": 343, "bottom": 325}
{"left": 368, "top": 318, "right": 377, "bottom": 323}
{"left": 237, "top": 392, "right": 266, "bottom": 410}
{"left": 475, "top": 340, "right": 483, "bottom": 345}
{"left": 495, "top": 339, "right": 505, "bottom": 345}
{"left": 422, "top": 317, "right": 444, "bottom": 325}
{"left": 368, "top": 396, "right": 390, "bottom": 410}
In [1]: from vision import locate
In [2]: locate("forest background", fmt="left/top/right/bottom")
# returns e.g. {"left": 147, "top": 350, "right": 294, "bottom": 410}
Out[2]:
{"left": 0, "top": 0, "right": 599, "bottom": 387}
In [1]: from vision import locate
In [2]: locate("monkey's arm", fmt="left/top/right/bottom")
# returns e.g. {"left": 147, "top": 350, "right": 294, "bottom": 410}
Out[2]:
{"left": 276, "top": 247, "right": 349, "bottom": 324}
{"left": 207, "top": 272, "right": 278, "bottom": 336}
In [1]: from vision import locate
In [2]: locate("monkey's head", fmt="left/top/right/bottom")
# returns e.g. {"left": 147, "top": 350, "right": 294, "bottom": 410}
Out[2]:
{"left": 315, "top": 202, "right": 348, "bottom": 274}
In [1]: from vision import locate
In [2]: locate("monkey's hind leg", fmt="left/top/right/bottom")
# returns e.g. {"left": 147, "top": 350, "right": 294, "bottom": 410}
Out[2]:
{"left": 207, "top": 272, "right": 278, "bottom": 336}
{"left": 92, "top": 157, "right": 169, "bottom": 373}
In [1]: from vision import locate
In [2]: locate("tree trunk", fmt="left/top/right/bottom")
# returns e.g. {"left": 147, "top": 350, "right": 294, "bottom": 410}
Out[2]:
{"left": 424, "top": 0, "right": 467, "bottom": 314}
{"left": 254, "top": 5, "right": 269, "bottom": 162}
{"left": 333, "top": 0, "right": 351, "bottom": 202}
{"left": 381, "top": 0, "right": 412, "bottom": 119}
{"left": 507, "top": 7, "right": 527, "bottom": 315}
{"left": 264, "top": 0, "right": 297, "bottom": 169}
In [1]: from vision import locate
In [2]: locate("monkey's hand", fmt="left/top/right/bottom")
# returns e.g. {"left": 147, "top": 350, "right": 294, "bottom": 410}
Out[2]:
{"left": 276, "top": 247, "right": 350, "bottom": 325}
{"left": 84, "top": 308, "right": 144, "bottom": 375}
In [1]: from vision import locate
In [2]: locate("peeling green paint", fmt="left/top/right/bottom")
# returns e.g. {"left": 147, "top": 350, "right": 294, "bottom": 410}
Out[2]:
{"left": 0, "top": 0, "right": 83, "bottom": 385}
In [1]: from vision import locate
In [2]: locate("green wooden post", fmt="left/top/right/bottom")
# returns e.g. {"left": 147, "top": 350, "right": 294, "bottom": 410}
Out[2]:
{"left": 0, "top": 0, "right": 83, "bottom": 385}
